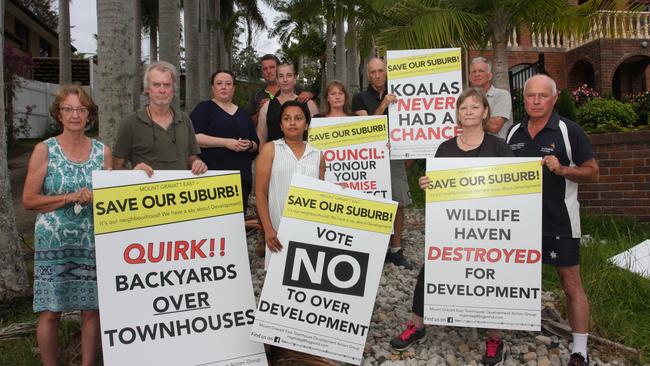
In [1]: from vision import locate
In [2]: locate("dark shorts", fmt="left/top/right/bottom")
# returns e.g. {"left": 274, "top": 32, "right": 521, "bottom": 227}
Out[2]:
{"left": 542, "top": 236, "right": 580, "bottom": 266}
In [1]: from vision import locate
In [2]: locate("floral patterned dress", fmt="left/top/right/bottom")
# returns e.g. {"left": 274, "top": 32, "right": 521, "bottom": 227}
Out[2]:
{"left": 33, "top": 137, "right": 104, "bottom": 312}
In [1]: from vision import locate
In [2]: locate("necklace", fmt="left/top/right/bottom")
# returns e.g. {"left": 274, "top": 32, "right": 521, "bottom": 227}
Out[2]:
{"left": 146, "top": 105, "right": 173, "bottom": 124}
{"left": 459, "top": 135, "right": 483, "bottom": 147}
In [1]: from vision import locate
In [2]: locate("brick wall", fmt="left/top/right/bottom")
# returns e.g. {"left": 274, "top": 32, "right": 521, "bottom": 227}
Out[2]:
{"left": 579, "top": 131, "right": 650, "bottom": 222}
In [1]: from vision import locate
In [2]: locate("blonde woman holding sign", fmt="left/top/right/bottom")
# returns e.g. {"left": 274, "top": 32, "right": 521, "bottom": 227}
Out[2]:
{"left": 391, "top": 88, "right": 513, "bottom": 366}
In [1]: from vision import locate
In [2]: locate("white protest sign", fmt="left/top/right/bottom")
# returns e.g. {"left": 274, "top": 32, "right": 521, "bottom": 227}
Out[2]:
{"left": 250, "top": 174, "right": 397, "bottom": 364}
{"left": 308, "top": 115, "right": 392, "bottom": 199}
{"left": 387, "top": 48, "right": 462, "bottom": 159}
{"left": 609, "top": 239, "right": 650, "bottom": 278}
{"left": 93, "top": 171, "right": 267, "bottom": 366}
{"left": 424, "top": 158, "right": 542, "bottom": 331}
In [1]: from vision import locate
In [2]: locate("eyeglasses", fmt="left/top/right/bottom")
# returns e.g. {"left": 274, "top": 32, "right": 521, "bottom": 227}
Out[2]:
{"left": 60, "top": 107, "right": 89, "bottom": 115}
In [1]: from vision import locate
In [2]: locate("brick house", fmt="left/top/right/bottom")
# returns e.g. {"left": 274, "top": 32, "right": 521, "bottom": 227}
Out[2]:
{"left": 469, "top": 0, "right": 650, "bottom": 99}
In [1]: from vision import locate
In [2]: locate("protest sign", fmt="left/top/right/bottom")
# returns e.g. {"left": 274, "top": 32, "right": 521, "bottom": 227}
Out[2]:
{"left": 424, "top": 158, "right": 542, "bottom": 331}
{"left": 308, "top": 115, "right": 391, "bottom": 199}
{"left": 93, "top": 171, "right": 267, "bottom": 366}
{"left": 250, "top": 174, "right": 397, "bottom": 364}
{"left": 387, "top": 48, "right": 462, "bottom": 159}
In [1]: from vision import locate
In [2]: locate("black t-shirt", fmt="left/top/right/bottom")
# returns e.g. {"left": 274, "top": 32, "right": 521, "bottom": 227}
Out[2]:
{"left": 351, "top": 84, "right": 387, "bottom": 115}
{"left": 507, "top": 113, "right": 594, "bottom": 238}
{"left": 266, "top": 98, "right": 284, "bottom": 142}
{"left": 435, "top": 134, "right": 514, "bottom": 158}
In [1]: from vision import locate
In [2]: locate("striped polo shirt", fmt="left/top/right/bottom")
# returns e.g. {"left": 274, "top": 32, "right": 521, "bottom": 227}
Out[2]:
{"left": 506, "top": 113, "right": 594, "bottom": 238}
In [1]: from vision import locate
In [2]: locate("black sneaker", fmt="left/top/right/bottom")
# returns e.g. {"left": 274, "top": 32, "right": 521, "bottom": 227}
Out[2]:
{"left": 390, "top": 321, "right": 426, "bottom": 351}
{"left": 386, "top": 249, "right": 413, "bottom": 269}
{"left": 568, "top": 353, "right": 589, "bottom": 366}
{"left": 482, "top": 337, "right": 505, "bottom": 366}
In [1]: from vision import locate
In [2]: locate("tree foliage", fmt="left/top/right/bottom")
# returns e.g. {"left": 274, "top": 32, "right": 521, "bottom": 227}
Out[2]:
{"left": 16, "top": 0, "right": 58, "bottom": 30}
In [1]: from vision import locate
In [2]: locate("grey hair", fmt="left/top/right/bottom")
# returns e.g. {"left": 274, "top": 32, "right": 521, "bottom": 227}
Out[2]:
{"left": 524, "top": 74, "right": 558, "bottom": 96}
{"left": 471, "top": 57, "right": 492, "bottom": 73}
{"left": 366, "top": 56, "right": 386, "bottom": 69}
{"left": 143, "top": 61, "right": 178, "bottom": 94}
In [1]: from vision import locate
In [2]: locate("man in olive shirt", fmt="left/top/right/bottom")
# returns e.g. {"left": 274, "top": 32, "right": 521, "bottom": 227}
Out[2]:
{"left": 113, "top": 61, "right": 207, "bottom": 176}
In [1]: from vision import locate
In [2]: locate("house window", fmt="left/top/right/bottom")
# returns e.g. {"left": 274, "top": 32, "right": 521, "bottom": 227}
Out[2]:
{"left": 14, "top": 20, "right": 30, "bottom": 51}
{"left": 39, "top": 38, "right": 51, "bottom": 57}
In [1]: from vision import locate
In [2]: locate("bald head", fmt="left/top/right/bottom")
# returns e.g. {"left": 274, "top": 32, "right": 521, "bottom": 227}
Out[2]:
{"left": 524, "top": 74, "right": 557, "bottom": 96}
{"left": 367, "top": 57, "right": 387, "bottom": 91}
{"left": 523, "top": 74, "right": 559, "bottom": 123}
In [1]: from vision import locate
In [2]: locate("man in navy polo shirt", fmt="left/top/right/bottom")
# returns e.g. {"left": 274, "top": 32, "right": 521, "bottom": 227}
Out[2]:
{"left": 507, "top": 74, "right": 599, "bottom": 366}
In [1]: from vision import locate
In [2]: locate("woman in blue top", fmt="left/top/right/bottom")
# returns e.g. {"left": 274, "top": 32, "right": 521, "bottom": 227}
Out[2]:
{"left": 23, "top": 84, "right": 112, "bottom": 366}
{"left": 190, "top": 70, "right": 259, "bottom": 209}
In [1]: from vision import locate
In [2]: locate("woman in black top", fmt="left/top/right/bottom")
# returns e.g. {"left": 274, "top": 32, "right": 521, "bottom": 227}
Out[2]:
{"left": 256, "top": 62, "right": 319, "bottom": 146}
{"left": 190, "top": 70, "right": 259, "bottom": 208}
{"left": 390, "top": 88, "right": 513, "bottom": 366}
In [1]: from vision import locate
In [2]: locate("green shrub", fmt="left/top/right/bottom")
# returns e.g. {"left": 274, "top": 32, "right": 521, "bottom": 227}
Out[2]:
{"left": 556, "top": 89, "right": 577, "bottom": 121}
{"left": 625, "top": 91, "right": 650, "bottom": 127}
{"left": 575, "top": 98, "right": 637, "bottom": 134}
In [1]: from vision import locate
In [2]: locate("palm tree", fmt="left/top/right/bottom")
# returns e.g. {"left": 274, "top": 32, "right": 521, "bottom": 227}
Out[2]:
{"left": 0, "top": 0, "right": 30, "bottom": 302}
{"left": 158, "top": 0, "right": 180, "bottom": 109}
{"left": 132, "top": 0, "right": 143, "bottom": 108}
{"left": 142, "top": 0, "right": 158, "bottom": 62}
{"left": 97, "top": 0, "right": 135, "bottom": 148}
{"left": 372, "top": 0, "right": 624, "bottom": 90}
{"left": 58, "top": 0, "right": 71, "bottom": 84}
{"left": 334, "top": 5, "right": 346, "bottom": 86}
{"left": 184, "top": 0, "right": 200, "bottom": 111}
{"left": 158, "top": 0, "right": 180, "bottom": 68}
{"left": 198, "top": 0, "right": 210, "bottom": 100}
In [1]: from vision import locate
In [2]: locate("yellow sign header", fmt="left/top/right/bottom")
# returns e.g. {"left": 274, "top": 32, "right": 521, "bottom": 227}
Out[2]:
{"left": 93, "top": 174, "right": 242, "bottom": 234}
{"left": 283, "top": 186, "right": 396, "bottom": 234}
{"left": 425, "top": 161, "right": 542, "bottom": 203}
{"left": 388, "top": 50, "right": 462, "bottom": 79}
{"left": 308, "top": 118, "right": 387, "bottom": 150}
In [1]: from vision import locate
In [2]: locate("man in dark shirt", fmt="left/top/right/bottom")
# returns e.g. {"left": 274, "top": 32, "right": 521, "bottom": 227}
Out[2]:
{"left": 352, "top": 57, "right": 413, "bottom": 269}
{"left": 507, "top": 74, "right": 599, "bottom": 366}
{"left": 248, "top": 54, "right": 313, "bottom": 126}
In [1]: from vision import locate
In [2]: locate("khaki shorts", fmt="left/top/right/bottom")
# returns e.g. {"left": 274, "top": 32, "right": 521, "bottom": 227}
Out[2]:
{"left": 390, "top": 160, "right": 412, "bottom": 206}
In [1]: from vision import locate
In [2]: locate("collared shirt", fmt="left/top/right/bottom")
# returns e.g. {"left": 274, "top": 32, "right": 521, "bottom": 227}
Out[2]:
{"left": 507, "top": 112, "right": 594, "bottom": 238}
{"left": 486, "top": 85, "right": 513, "bottom": 139}
{"left": 352, "top": 84, "right": 388, "bottom": 116}
{"left": 113, "top": 108, "right": 201, "bottom": 170}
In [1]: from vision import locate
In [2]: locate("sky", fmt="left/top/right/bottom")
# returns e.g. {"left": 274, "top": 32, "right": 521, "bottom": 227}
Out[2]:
{"left": 69, "top": 1, "right": 281, "bottom": 57}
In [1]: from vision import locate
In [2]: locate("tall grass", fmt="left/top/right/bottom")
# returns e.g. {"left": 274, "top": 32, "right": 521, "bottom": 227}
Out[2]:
{"left": 542, "top": 216, "right": 650, "bottom": 363}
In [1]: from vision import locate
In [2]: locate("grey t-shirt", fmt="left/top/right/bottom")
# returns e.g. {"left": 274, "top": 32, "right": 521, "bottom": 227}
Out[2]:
{"left": 486, "top": 85, "right": 512, "bottom": 139}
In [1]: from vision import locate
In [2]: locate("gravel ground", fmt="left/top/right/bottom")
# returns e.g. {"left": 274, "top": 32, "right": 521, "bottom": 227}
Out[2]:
{"left": 245, "top": 207, "right": 630, "bottom": 366}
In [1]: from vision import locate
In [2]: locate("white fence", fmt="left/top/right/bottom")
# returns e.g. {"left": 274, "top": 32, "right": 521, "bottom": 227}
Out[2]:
{"left": 13, "top": 60, "right": 97, "bottom": 139}
{"left": 12, "top": 76, "right": 59, "bottom": 139}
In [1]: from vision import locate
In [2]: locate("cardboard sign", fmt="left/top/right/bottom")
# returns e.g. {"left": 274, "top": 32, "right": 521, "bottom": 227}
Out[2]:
{"left": 250, "top": 174, "right": 397, "bottom": 364}
{"left": 387, "top": 48, "right": 462, "bottom": 159}
{"left": 93, "top": 171, "right": 267, "bottom": 366}
{"left": 424, "top": 158, "right": 543, "bottom": 331}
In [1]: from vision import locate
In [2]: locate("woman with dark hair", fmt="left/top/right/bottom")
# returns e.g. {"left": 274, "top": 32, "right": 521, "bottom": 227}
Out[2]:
{"left": 255, "top": 100, "right": 325, "bottom": 267}
{"left": 257, "top": 62, "right": 319, "bottom": 146}
{"left": 314, "top": 80, "right": 354, "bottom": 118}
{"left": 23, "top": 84, "right": 112, "bottom": 366}
{"left": 190, "top": 69, "right": 259, "bottom": 208}
{"left": 390, "top": 88, "right": 513, "bottom": 366}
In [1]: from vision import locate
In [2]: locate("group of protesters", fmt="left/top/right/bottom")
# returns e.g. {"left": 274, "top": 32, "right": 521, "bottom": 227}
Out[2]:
{"left": 22, "top": 50, "right": 598, "bottom": 366}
